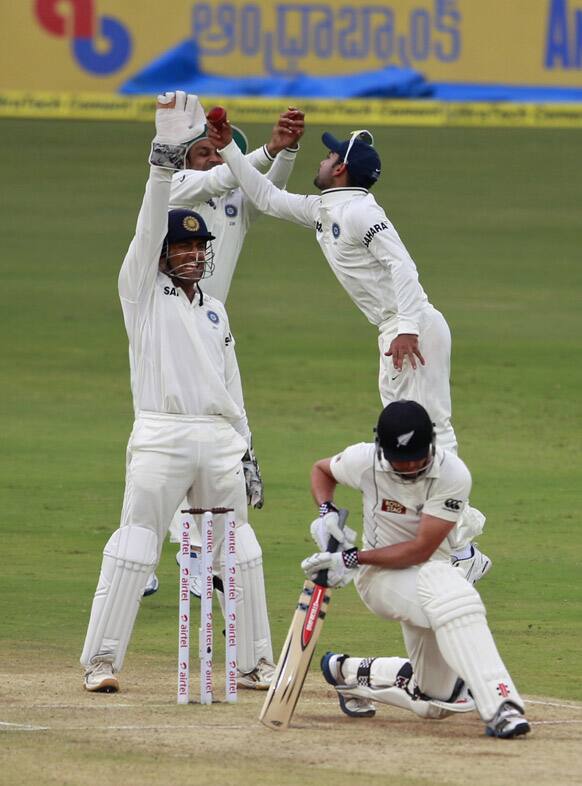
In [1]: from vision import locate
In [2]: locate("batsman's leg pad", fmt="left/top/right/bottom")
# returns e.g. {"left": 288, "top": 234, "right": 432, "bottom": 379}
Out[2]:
{"left": 417, "top": 562, "right": 523, "bottom": 721}
{"left": 80, "top": 526, "right": 158, "bottom": 672}
{"left": 337, "top": 657, "right": 462, "bottom": 719}
{"left": 226, "top": 522, "right": 273, "bottom": 673}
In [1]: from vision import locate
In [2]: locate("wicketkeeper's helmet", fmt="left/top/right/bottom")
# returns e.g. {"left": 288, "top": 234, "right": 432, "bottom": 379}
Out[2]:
{"left": 161, "top": 209, "right": 216, "bottom": 279}
{"left": 163, "top": 209, "right": 215, "bottom": 250}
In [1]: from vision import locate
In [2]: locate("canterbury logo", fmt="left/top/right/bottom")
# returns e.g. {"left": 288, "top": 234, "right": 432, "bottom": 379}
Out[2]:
{"left": 396, "top": 430, "right": 414, "bottom": 447}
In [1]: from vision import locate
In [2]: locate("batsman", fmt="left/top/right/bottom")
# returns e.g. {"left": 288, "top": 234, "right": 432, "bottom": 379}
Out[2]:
{"left": 301, "top": 399, "right": 530, "bottom": 739}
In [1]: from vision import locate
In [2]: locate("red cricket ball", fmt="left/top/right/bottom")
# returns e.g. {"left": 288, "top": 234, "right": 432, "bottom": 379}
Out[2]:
{"left": 206, "top": 106, "right": 227, "bottom": 127}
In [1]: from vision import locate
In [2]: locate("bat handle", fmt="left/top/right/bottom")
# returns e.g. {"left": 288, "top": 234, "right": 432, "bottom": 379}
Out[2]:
{"left": 314, "top": 508, "right": 349, "bottom": 587}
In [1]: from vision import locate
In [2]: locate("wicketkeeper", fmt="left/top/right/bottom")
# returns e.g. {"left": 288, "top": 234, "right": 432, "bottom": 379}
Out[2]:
{"left": 302, "top": 400, "right": 530, "bottom": 739}
{"left": 206, "top": 120, "right": 490, "bottom": 583}
{"left": 143, "top": 104, "right": 303, "bottom": 690}
{"left": 80, "top": 92, "right": 273, "bottom": 692}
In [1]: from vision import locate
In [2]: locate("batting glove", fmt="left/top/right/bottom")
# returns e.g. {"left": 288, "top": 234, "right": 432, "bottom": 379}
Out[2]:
{"left": 301, "top": 548, "right": 359, "bottom": 588}
{"left": 150, "top": 91, "right": 206, "bottom": 170}
{"left": 242, "top": 445, "right": 264, "bottom": 509}
{"left": 310, "top": 504, "right": 357, "bottom": 551}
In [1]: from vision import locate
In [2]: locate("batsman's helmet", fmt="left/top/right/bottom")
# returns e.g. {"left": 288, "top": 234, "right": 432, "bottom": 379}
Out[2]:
{"left": 375, "top": 400, "right": 435, "bottom": 463}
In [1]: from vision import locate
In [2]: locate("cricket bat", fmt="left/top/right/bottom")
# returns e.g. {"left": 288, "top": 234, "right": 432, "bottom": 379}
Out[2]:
{"left": 259, "top": 509, "right": 349, "bottom": 730}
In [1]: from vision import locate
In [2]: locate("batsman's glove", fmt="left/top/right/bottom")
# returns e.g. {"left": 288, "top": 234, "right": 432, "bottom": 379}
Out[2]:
{"left": 310, "top": 501, "right": 357, "bottom": 551}
{"left": 242, "top": 444, "right": 264, "bottom": 509}
{"left": 150, "top": 91, "right": 205, "bottom": 170}
{"left": 301, "top": 548, "right": 359, "bottom": 589}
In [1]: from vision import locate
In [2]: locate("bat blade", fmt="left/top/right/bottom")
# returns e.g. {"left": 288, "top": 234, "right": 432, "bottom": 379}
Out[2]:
{"left": 259, "top": 579, "right": 332, "bottom": 730}
{"left": 259, "top": 508, "right": 348, "bottom": 731}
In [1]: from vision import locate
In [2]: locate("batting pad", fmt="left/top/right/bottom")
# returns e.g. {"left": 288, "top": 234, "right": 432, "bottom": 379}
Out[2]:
{"left": 339, "top": 656, "right": 471, "bottom": 719}
{"left": 80, "top": 526, "right": 158, "bottom": 671}
{"left": 417, "top": 562, "right": 523, "bottom": 721}
{"left": 216, "top": 522, "right": 272, "bottom": 673}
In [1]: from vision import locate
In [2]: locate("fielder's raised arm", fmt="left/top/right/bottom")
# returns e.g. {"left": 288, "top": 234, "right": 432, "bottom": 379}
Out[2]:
{"left": 171, "top": 107, "right": 305, "bottom": 207}
{"left": 119, "top": 92, "right": 204, "bottom": 307}
{"left": 207, "top": 116, "right": 319, "bottom": 229}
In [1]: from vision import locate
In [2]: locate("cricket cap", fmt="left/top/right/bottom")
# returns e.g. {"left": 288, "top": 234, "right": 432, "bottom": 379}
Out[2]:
{"left": 322, "top": 129, "right": 381, "bottom": 188}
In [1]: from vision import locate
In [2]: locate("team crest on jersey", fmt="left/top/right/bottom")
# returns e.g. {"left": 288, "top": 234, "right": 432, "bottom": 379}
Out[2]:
{"left": 381, "top": 499, "right": 406, "bottom": 515}
{"left": 332, "top": 222, "right": 341, "bottom": 238}
{"left": 225, "top": 204, "right": 238, "bottom": 218}
{"left": 207, "top": 310, "right": 220, "bottom": 324}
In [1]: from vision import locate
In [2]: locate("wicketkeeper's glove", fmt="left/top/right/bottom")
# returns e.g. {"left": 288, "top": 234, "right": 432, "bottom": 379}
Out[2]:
{"left": 301, "top": 548, "right": 359, "bottom": 588}
{"left": 242, "top": 444, "right": 264, "bottom": 509}
{"left": 149, "top": 91, "right": 206, "bottom": 170}
{"left": 310, "top": 501, "right": 357, "bottom": 551}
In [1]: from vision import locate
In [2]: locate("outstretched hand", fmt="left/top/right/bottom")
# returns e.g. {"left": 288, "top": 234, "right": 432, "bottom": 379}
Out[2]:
{"left": 386, "top": 334, "right": 425, "bottom": 372}
{"left": 267, "top": 107, "right": 305, "bottom": 155}
{"left": 206, "top": 119, "right": 233, "bottom": 151}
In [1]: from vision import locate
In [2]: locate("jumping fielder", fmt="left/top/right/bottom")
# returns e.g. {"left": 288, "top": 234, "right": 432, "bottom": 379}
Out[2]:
{"left": 207, "top": 121, "right": 489, "bottom": 578}
{"left": 302, "top": 400, "right": 530, "bottom": 738}
{"left": 81, "top": 91, "right": 273, "bottom": 692}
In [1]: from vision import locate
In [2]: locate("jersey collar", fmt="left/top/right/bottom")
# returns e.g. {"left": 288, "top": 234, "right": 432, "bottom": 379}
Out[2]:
{"left": 320, "top": 187, "right": 369, "bottom": 206}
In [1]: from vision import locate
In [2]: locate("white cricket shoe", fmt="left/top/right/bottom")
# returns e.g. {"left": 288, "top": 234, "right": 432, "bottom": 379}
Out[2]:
{"left": 237, "top": 658, "right": 275, "bottom": 690}
{"left": 485, "top": 702, "right": 531, "bottom": 739}
{"left": 83, "top": 657, "right": 119, "bottom": 693}
{"left": 321, "top": 652, "right": 376, "bottom": 718}
{"left": 451, "top": 545, "right": 492, "bottom": 584}
{"left": 143, "top": 573, "right": 159, "bottom": 597}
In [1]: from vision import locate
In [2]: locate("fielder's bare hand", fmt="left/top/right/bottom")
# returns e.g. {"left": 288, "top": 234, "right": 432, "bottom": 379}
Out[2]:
{"left": 267, "top": 107, "right": 305, "bottom": 156}
{"left": 386, "top": 334, "right": 425, "bottom": 371}
{"left": 206, "top": 118, "right": 233, "bottom": 150}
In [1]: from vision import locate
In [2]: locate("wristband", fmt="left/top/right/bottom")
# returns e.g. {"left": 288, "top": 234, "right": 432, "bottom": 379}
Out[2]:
{"left": 341, "top": 548, "right": 359, "bottom": 569}
{"left": 319, "top": 500, "right": 339, "bottom": 516}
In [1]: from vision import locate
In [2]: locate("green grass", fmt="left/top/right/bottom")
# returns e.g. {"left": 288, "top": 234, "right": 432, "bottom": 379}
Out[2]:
{"left": 0, "top": 118, "right": 580, "bottom": 702}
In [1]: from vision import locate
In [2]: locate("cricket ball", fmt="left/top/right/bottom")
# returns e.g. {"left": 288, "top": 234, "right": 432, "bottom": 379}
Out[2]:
{"left": 206, "top": 106, "right": 227, "bottom": 127}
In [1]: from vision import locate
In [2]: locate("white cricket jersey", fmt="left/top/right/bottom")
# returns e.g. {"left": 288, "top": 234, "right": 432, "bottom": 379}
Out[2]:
{"left": 330, "top": 444, "right": 471, "bottom": 560}
{"left": 118, "top": 166, "right": 250, "bottom": 442}
{"left": 169, "top": 145, "right": 298, "bottom": 302}
{"left": 220, "top": 141, "right": 430, "bottom": 335}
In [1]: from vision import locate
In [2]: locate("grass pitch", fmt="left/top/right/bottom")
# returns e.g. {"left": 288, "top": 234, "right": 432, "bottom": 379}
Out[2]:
{"left": 0, "top": 117, "right": 581, "bottom": 784}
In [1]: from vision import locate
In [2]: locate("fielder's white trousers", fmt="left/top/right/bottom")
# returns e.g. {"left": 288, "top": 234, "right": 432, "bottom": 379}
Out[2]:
{"left": 379, "top": 307, "right": 485, "bottom": 550}
{"left": 378, "top": 306, "right": 457, "bottom": 454}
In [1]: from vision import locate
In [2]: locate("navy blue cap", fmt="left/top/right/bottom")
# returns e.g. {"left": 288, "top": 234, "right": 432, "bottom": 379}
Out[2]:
{"left": 322, "top": 131, "right": 381, "bottom": 188}
{"left": 165, "top": 209, "right": 215, "bottom": 247}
